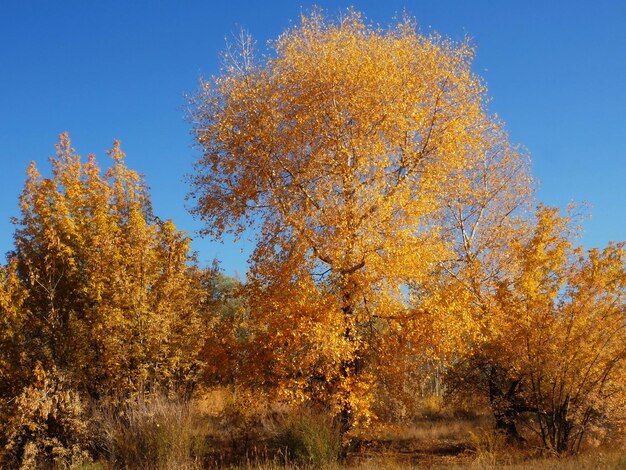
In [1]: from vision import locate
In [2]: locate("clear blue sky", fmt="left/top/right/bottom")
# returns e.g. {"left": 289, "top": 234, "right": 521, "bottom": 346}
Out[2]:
{"left": 1, "top": 1, "right": 625, "bottom": 276}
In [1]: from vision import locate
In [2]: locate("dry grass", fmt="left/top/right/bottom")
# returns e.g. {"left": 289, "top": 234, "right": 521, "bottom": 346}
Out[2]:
{"left": 80, "top": 389, "right": 625, "bottom": 469}
{"left": 346, "top": 451, "right": 626, "bottom": 469}
{"left": 96, "top": 393, "right": 202, "bottom": 469}
{"left": 344, "top": 401, "right": 626, "bottom": 470}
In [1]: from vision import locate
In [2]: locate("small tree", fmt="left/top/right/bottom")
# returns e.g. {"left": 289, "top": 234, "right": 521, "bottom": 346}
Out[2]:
{"left": 446, "top": 206, "right": 626, "bottom": 453}
{"left": 7, "top": 134, "right": 203, "bottom": 399}
{"left": 525, "top": 241, "right": 626, "bottom": 453}
{"left": 195, "top": 261, "right": 246, "bottom": 386}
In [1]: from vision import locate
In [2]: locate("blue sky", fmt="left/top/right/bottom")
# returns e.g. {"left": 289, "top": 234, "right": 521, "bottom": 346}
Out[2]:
{"left": 1, "top": 1, "right": 625, "bottom": 276}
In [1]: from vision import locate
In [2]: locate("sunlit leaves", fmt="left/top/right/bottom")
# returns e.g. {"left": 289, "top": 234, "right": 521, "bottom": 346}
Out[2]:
{"left": 8, "top": 134, "right": 202, "bottom": 398}
{"left": 188, "top": 9, "right": 527, "bottom": 429}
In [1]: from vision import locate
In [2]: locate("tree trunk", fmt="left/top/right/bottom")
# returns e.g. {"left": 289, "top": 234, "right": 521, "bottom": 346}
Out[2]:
{"left": 488, "top": 365, "right": 526, "bottom": 444}
{"left": 337, "top": 283, "right": 361, "bottom": 436}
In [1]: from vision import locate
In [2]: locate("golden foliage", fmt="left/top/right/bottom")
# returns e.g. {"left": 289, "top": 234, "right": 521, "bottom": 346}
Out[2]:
{"left": 445, "top": 206, "right": 626, "bottom": 453}
{"left": 0, "top": 364, "right": 92, "bottom": 469}
{"left": 0, "top": 259, "right": 29, "bottom": 402}
{"left": 6, "top": 134, "right": 203, "bottom": 398}
{"left": 188, "top": 8, "right": 532, "bottom": 430}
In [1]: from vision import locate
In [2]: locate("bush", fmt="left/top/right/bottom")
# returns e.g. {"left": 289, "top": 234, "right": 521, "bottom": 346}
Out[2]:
{"left": 0, "top": 364, "right": 92, "bottom": 469}
{"left": 270, "top": 407, "right": 341, "bottom": 466}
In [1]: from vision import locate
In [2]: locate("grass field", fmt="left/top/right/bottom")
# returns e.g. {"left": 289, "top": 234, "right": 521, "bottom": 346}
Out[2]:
{"left": 80, "top": 389, "right": 626, "bottom": 469}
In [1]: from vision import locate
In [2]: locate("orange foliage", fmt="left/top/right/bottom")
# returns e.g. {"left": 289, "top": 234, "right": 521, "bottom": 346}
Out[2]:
{"left": 188, "top": 9, "right": 532, "bottom": 431}
{"left": 4, "top": 134, "right": 203, "bottom": 399}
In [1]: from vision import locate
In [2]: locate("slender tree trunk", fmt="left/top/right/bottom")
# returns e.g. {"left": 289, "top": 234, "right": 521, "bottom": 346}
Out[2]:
{"left": 337, "top": 282, "right": 362, "bottom": 437}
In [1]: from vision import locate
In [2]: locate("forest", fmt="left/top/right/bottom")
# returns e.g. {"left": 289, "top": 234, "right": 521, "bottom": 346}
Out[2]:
{"left": 1, "top": 9, "right": 625, "bottom": 470}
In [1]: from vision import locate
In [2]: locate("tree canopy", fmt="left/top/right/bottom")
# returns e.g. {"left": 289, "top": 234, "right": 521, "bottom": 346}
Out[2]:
{"left": 188, "top": 10, "right": 533, "bottom": 429}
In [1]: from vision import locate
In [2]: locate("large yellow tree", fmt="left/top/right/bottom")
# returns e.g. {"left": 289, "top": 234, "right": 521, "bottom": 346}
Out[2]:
{"left": 189, "top": 10, "right": 531, "bottom": 430}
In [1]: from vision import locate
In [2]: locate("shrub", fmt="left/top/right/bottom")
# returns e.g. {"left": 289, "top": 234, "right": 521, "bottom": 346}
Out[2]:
{"left": 0, "top": 364, "right": 92, "bottom": 469}
{"left": 468, "top": 428, "right": 508, "bottom": 466}
{"left": 207, "top": 388, "right": 270, "bottom": 465}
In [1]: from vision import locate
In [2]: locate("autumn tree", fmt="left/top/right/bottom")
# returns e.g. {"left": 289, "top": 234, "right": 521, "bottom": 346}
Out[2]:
{"left": 188, "top": 10, "right": 531, "bottom": 431}
{"left": 5, "top": 134, "right": 203, "bottom": 399}
{"left": 408, "top": 120, "right": 534, "bottom": 438}
{"left": 506, "top": 211, "right": 626, "bottom": 453}
{"left": 445, "top": 206, "right": 626, "bottom": 453}
{"left": 535, "top": 242, "right": 626, "bottom": 453}
{"left": 403, "top": 115, "right": 533, "bottom": 418}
